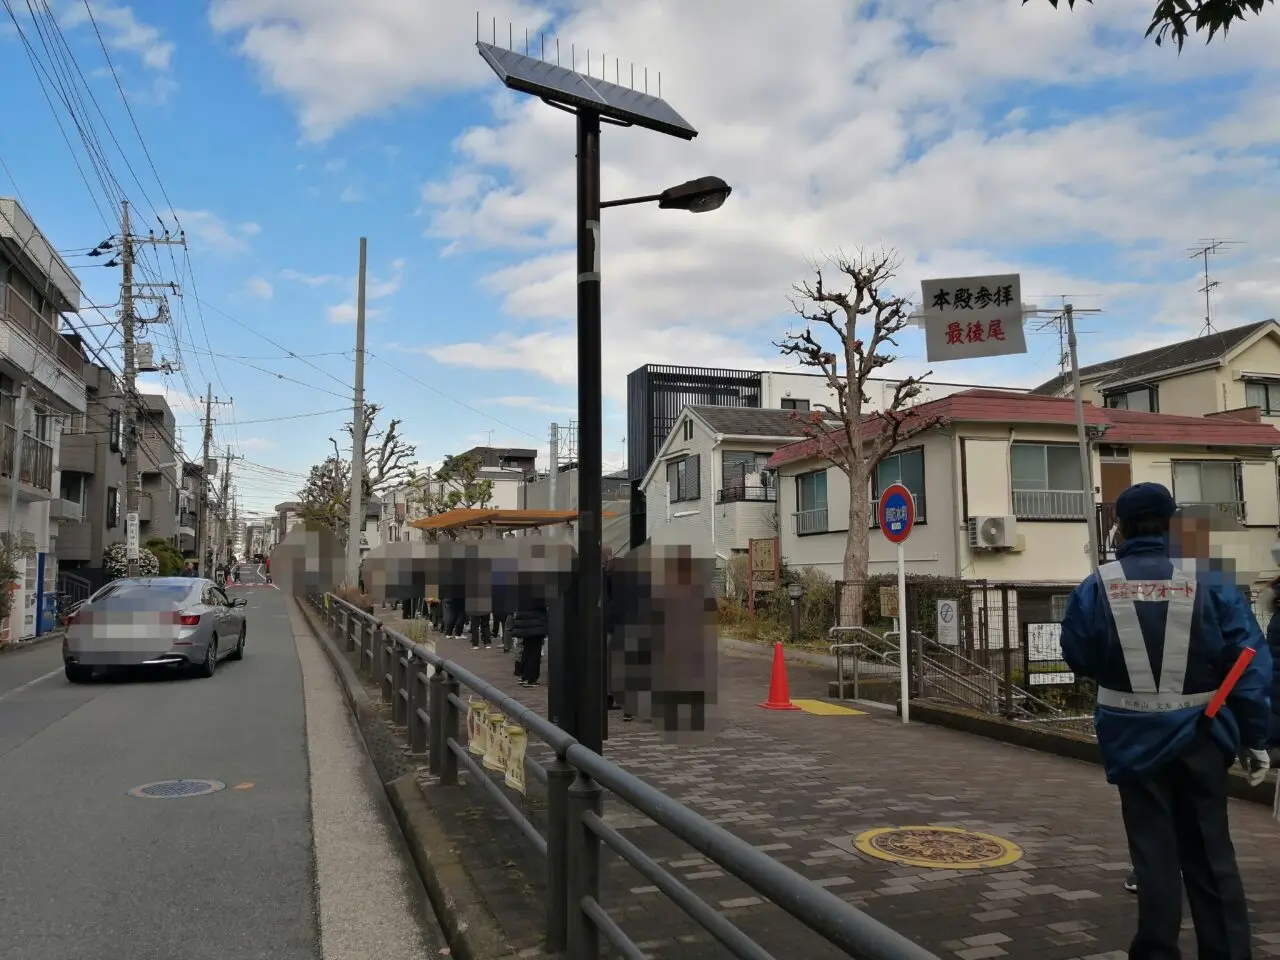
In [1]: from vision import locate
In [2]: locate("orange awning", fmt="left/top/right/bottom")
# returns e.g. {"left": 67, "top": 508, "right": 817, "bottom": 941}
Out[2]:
{"left": 408, "top": 508, "right": 579, "bottom": 532}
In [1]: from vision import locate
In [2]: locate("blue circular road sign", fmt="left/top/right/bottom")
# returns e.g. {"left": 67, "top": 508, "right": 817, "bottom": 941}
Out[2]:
{"left": 878, "top": 484, "right": 916, "bottom": 544}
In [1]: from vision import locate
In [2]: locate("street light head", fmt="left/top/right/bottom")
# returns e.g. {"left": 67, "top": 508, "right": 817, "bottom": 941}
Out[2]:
{"left": 658, "top": 176, "right": 732, "bottom": 213}
{"left": 786, "top": 581, "right": 804, "bottom": 600}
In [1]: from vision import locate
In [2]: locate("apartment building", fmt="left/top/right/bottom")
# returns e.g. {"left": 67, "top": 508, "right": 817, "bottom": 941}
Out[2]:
{"left": 136, "top": 392, "right": 181, "bottom": 545}
{"left": 57, "top": 360, "right": 124, "bottom": 582}
{"left": 178, "top": 462, "right": 202, "bottom": 558}
{"left": 0, "top": 198, "right": 90, "bottom": 639}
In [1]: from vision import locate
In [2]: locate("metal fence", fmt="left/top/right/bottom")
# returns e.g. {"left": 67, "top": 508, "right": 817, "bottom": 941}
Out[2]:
{"left": 313, "top": 593, "right": 937, "bottom": 960}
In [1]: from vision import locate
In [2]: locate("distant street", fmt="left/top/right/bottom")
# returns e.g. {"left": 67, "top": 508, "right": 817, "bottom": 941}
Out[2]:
{"left": 232, "top": 562, "right": 270, "bottom": 586}
{"left": 0, "top": 588, "right": 442, "bottom": 960}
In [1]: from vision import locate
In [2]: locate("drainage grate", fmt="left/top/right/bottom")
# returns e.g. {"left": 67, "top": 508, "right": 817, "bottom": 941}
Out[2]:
{"left": 127, "top": 779, "right": 227, "bottom": 799}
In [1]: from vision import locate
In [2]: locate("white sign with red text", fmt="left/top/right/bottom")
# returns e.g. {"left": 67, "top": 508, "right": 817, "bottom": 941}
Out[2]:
{"left": 920, "top": 273, "right": 1026, "bottom": 362}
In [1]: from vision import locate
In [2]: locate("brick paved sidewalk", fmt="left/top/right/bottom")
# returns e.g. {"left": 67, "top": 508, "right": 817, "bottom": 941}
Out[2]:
{"left": 390, "top": 615, "right": 1280, "bottom": 960}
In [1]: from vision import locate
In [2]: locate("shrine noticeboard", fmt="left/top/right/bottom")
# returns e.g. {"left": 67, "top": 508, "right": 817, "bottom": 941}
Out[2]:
{"left": 747, "top": 537, "right": 781, "bottom": 615}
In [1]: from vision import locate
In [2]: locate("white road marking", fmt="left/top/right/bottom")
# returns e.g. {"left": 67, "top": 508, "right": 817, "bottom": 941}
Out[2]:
{"left": 0, "top": 666, "right": 64, "bottom": 703}
{"left": 288, "top": 603, "right": 436, "bottom": 959}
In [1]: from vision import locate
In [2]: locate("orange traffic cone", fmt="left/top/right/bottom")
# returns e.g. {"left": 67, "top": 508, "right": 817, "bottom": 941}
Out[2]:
{"left": 759, "top": 642, "right": 801, "bottom": 711}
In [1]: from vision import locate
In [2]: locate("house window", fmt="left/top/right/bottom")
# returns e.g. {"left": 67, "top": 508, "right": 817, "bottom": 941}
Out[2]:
{"left": 781, "top": 397, "right": 810, "bottom": 412}
{"left": 108, "top": 410, "right": 122, "bottom": 453}
{"left": 1104, "top": 387, "right": 1157, "bottom": 412}
{"left": 1051, "top": 594, "right": 1071, "bottom": 622}
{"left": 106, "top": 486, "right": 119, "bottom": 528}
{"left": 60, "top": 472, "right": 85, "bottom": 509}
{"left": 794, "top": 469, "right": 828, "bottom": 535}
{"left": 1010, "top": 442, "right": 1086, "bottom": 519}
{"left": 720, "top": 451, "right": 773, "bottom": 502}
{"left": 872, "top": 447, "right": 926, "bottom": 524}
{"left": 666, "top": 455, "right": 701, "bottom": 502}
{"left": 681, "top": 419, "right": 694, "bottom": 441}
{"left": 1172, "top": 460, "right": 1241, "bottom": 508}
{"left": 1245, "top": 381, "right": 1280, "bottom": 415}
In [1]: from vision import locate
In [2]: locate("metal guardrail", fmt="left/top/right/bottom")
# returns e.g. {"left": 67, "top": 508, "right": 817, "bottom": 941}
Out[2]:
{"left": 316, "top": 593, "right": 938, "bottom": 960}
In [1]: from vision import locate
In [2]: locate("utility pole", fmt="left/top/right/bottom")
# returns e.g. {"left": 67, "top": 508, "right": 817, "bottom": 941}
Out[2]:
{"left": 1066, "top": 304, "right": 1100, "bottom": 572}
{"left": 196, "top": 385, "right": 212, "bottom": 578}
{"left": 5, "top": 384, "right": 26, "bottom": 552}
{"left": 548, "top": 422, "right": 559, "bottom": 510}
{"left": 218, "top": 449, "right": 233, "bottom": 575}
{"left": 118, "top": 199, "right": 184, "bottom": 577}
{"left": 345, "top": 237, "right": 367, "bottom": 587}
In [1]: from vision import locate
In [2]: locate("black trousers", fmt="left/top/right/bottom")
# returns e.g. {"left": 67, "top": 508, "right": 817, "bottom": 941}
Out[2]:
{"left": 443, "top": 600, "right": 466, "bottom": 636}
{"left": 470, "top": 614, "right": 491, "bottom": 646}
{"left": 1119, "top": 734, "right": 1252, "bottom": 960}
{"left": 520, "top": 635, "right": 545, "bottom": 684}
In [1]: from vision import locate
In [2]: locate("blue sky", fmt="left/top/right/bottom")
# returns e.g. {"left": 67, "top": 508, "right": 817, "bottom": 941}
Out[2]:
{"left": 1, "top": 0, "right": 1279, "bottom": 519}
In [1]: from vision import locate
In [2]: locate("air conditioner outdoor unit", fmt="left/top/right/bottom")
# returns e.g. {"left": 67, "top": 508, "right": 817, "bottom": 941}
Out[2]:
{"left": 968, "top": 515, "right": 1017, "bottom": 550}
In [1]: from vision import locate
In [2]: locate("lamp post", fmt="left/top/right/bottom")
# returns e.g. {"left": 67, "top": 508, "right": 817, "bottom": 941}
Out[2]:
{"left": 477, "top": 39, "right": 730, "bottom": 755}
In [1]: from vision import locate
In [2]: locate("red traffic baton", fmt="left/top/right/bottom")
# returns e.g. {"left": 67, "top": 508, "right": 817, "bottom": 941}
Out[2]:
{"left": 1205, "top": 646, "right": 1257, "bottom": 720}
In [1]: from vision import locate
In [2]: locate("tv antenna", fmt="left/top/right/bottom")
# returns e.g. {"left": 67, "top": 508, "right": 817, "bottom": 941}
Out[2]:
{"left": 1187, "top": 239, "right": 1244, "bottom": 336}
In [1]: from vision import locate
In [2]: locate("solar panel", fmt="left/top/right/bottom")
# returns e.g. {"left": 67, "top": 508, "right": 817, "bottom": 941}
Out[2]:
{"left": 476, "top": 42, "right": 698, "bottom": 141}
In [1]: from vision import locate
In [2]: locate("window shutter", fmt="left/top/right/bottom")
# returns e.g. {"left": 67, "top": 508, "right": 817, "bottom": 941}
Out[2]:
{"left": 688, "top": 455, "right": 701, "bottom": 500}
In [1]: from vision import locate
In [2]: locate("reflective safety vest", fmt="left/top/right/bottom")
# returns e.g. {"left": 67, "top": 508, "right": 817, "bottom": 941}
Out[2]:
{"left": 1097, "top": 559, "right": 1215, "bottom": 713}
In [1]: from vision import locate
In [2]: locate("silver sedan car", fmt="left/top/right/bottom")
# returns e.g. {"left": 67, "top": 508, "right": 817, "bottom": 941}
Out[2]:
{"left": 63, "top": 577, "right": 248, "bottom": 683}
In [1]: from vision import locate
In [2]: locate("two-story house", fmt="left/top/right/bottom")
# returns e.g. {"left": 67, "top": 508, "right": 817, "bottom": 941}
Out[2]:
{"left": 136, "top": 392, "right": 181, "bottom": 545}
{"left": 768, "top": 389, "right": 1280, "bottom": 604}
{"left": 0, "top": 198, "right": 90, "bottom": 639}
{"left": 178, "top": 461, "right": 203, "bottom": 559}
{"left": 625, "top": 363, "right": 1028, "bottom": 550}
{"left": 640, "top": 406, "right": 843, "bottom": 572}
{"left": 1032, "top": 319, "right": 1280, "bottom": 419}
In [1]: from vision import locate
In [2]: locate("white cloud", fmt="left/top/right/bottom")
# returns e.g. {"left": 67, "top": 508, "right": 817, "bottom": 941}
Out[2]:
{"left": 493, "top": 395, "right": 575, "bottom": 416}
{"left": 206, "top": 0, "right": 551, "bottom": 140}
{"left": 173, "top": 209, "right": 260, "bottom": 253}
{"left": 326, "top": 257, "right": 405, "bottom": 322}
{"left": 63, "top": 1, "right": 175, "bottom": 72}
{"left": 338, "top": 185, "right": 364, "bottom": 203}
{"left": 245, "top": 276, "right": 274, "bottom": 300}
{"left": 327, "top": 302, "right": 386, "bottom": 325}
{"left": 238, "top": 437, "right": 277, "bottom": 451}
{"left": 280, "top": 268, "right": 341, "bottom": 287}
{"left": 324, "top": 158, "right": 347, "bottom": 173}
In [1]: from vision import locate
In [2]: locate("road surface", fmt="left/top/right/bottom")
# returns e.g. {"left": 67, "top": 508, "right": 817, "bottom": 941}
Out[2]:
{"left": 0, "top": 586, "right": 443, "bottom": 959}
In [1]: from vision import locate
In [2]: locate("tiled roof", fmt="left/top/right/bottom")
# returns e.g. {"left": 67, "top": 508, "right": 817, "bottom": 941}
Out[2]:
{"left": 688, "top": 405, "right": 836, "bottom": 437}
{"left": 1030, "top": 320, "right": 1274, "bottom": 396}
{"left": 766, "top": 388, "right": 1280, "bottom": 468}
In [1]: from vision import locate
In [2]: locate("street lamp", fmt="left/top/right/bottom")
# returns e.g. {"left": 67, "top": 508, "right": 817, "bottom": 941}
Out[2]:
{"left": 787, "top": 581, "right": 804, "bottom": 645}
{"left": 600, "top": 176, "right": 732, "bottom": 212}
{"left": 477, "top": 38, "right": 730, "bottom": 757}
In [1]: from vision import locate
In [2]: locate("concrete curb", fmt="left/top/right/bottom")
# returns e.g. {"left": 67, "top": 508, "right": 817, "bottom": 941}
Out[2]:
{"left": 0, "top": 630, "right": 64, "bottom": 657}
{"left": 295, "top": 598, "right": 519, "bottom": 960}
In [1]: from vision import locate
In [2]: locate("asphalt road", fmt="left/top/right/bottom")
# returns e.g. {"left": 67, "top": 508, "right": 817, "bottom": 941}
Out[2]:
{"left": 0, "top": 586, "right": 442, "bottom": 959}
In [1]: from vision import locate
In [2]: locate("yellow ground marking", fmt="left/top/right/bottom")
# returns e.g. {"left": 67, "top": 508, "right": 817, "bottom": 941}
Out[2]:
{"left": 854, "top": 826, "right": 1023, "bottom": 870}
{"left": 233, "top": 782, "right": 255, "bottom": 790}
{"left": 792, "top": 699, "right": 866, "bottom": 716}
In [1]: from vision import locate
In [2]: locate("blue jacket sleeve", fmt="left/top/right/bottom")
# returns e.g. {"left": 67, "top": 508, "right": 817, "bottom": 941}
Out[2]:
{"left": 1216, "top": 587, "right": 1272, "bottom": 750}
{"left": 1060, "top": 577, "right": 1104, "bottom": 680}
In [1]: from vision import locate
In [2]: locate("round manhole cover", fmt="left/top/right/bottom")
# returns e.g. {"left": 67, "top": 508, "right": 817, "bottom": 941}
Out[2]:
{"left": 127, "top": 779, "right": 227, "bottom": 799}
{"left": 854, "top": 826, "right": 1022, "bottom": 870}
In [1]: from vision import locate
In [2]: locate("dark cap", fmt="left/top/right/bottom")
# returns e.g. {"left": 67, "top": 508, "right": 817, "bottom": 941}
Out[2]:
{"left": 1115, "top": 482, "right": 1177, "bottom": 524}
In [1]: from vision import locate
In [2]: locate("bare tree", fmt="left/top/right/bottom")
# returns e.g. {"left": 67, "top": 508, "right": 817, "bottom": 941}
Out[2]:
{"left": 413, "top": 453, "right": 495, "bottom": 541}
{"left": 298, "top": 456, "right": 350, "bottom": 537}
{"left": 776, "top": 248, "right": 942, "bottom": 626}
{"left": 1029, "top": 0, "right": 1271, "bottom": 49}
{"left": 336, "top": 404, "right": 418, "bottom": 498}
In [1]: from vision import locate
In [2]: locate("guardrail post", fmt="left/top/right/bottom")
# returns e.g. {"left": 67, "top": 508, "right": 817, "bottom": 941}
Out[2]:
{"left": 369, "top": 621, "right": 381, "bottom": 678}
{"left": 381, "top": 630, "right": 395, "bottom": 700}
{"left": 565, "top": 771, "right": 602, "bottom": 959}
{"left": 409, "top": 660, "right": 428, "bottom": 754}
{"left": 440, "top": 670, "right": 460, "bottom": 786}
{"left": 342, "top": 611, "right": 355, "bottom": 653}
{"left": 428, "top": 666, "right": 445, "bottom": 776}
{"left": 392, "top": 650, "right": 408, "bottom": 725}
{"left": 544, "top": 756, "right": 574, "bottom": 953}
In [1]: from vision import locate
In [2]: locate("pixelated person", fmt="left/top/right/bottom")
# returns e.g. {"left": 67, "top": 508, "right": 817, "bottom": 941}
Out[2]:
{"left": 510, "top": 599, "right": 548, "bottom": 686}
{"left": 647, "top": 546, "right": 718, "bottom": 735}
{"left": 1060, "top": 482, "right": 1271, "bottom": 960}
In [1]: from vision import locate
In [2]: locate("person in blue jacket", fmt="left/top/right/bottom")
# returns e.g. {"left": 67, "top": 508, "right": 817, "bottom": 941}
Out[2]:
{"left": 1266, "top": 576, "right": 1280, "bottom": 759}
{"left": 1060, "top": 482, "right": 1272, "bottom": 960}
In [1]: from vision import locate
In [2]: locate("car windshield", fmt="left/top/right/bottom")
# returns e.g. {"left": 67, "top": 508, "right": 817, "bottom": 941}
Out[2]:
{"left": 90, "top": 582, "right": 194, "bottom": 610}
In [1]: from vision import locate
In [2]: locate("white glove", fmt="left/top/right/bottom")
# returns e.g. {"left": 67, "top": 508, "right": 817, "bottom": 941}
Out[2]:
{"left": 1239, "top": 748, "right": 1271, "bottom": 787}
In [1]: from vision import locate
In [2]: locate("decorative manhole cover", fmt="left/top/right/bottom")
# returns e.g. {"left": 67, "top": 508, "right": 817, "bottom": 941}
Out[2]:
{"left": 127, "top": 779, "right": 227, "bottom": 799}
{"left": 854, "top": 826, "right": 1022, "bottom": 870}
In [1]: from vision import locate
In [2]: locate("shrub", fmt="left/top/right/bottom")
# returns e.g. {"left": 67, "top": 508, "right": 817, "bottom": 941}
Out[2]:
{"left": 145, "top": 537, "right": 185, "bottom": 576}
{"left": 103, "top": 542, "right": 160, "bottom": 580}
{"left": 717, "top": 562, "right": 838, "bottom": 645}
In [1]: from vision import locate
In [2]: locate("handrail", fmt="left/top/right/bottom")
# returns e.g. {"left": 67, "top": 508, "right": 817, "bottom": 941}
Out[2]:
{"left": 317, "top": 593, "right": 938, "bottom": 960}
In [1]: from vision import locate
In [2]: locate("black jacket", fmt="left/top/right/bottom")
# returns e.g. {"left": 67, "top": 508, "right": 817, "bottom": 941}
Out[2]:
{"left": 509, "top": 606, "right": 548, "bottom": 639}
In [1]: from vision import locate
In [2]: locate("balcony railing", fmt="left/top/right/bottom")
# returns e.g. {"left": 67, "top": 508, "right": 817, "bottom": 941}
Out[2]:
{"left": 869, "top": 493, "right": 927, "bottom": 526}
{"left": 716, "top": 484, "right": 777, "bottom": 504}
{"left": 1012, "top": 488, "right": 1088, "bottom": 520}
{"left": 2, "top": 289, "right": 85, "bottom": 378}
{"left": 0, "top": 425, "right": 53, "bottom": 492}
{"left": 1097, "top": 499, "right": 1248, "bottom": 560}
{"left": 794, "top": 506, "right": 829, "bottom": 536}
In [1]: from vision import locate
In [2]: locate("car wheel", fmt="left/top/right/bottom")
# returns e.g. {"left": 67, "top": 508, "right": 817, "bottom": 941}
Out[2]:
{"left": 194, "top": 636, "right": 218, "bottom": 678}
{"left": 228, "top": 624, "right": 246, "bottom": 662}
{"left": 65, "top": 663, "right": 93, "bottom": 684}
